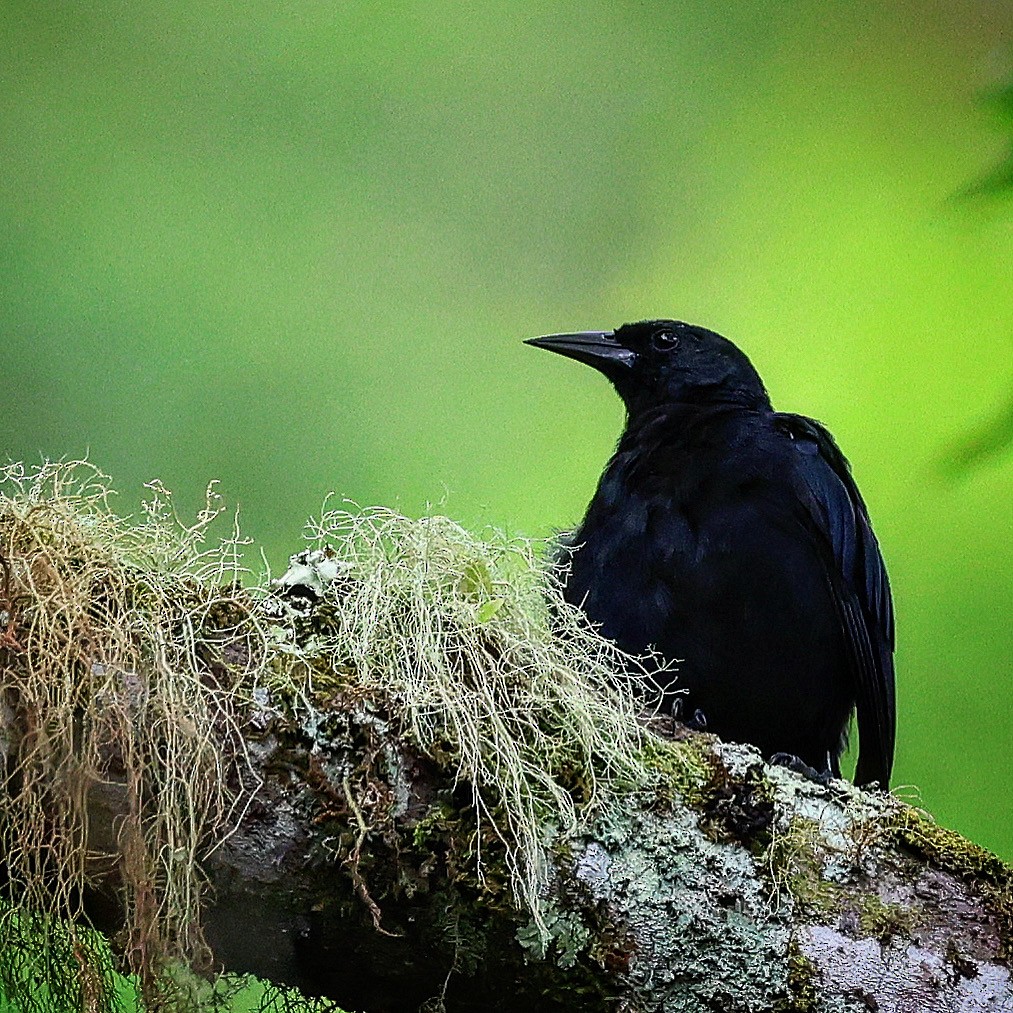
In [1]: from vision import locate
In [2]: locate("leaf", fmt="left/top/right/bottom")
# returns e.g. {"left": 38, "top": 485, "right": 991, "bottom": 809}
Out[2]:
{"left": 459, "top": 559, "right": 494, "bottom": 598}
{"left": 475, "top": 598, "right": 505, "bottom": 623}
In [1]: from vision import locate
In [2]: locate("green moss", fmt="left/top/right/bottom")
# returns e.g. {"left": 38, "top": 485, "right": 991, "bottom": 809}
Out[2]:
{"left": 856, "top": 893, "right": 921, "bottom": 943}
{"left": 639, "top": 734, "right": 709, "bottom": 807}
{"left": 411, "top": 803, "right": 457, "bottom": 849}
{"left": 764, "top": 816, "right": 842, "bottom": 918}
{"left": 889, "top": 805, "right": 1013, "bottom": 956}
{"left": 778, "top": 935, "right": 820, "bottom": 1012}
{"left": 787, "top": 871, "right": 841, "bottom": 918}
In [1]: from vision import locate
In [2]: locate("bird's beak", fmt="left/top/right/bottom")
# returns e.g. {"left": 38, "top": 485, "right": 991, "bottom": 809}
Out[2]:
{"left": 524, "top": 331, "right": 636, "bottom": 373}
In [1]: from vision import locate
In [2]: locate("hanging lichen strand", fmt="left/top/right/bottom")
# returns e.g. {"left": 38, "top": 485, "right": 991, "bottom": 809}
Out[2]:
{"left": 0, "top": 461, "right": 267, "bottom": 1011}
{"left": 280, "top": 505, "right": 682, "bottom": 936}
{"left": 0, "top": 461, "right": 687, "bottom": 1011}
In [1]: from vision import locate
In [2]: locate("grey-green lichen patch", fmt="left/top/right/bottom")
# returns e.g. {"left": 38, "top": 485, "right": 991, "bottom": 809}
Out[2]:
{"left": 554, "top": 804, "right": 792, "bottom": 1012}
{"left": 687, "top": 740, "right": 1013, "bottom": 1009}
{"left": 516, "top": 902, "right": 593, "bottom": 969}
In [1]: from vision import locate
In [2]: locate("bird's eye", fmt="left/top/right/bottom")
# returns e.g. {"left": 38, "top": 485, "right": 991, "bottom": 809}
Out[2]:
{"left": 651, "top": 330, "right": 679, "bottom": 352}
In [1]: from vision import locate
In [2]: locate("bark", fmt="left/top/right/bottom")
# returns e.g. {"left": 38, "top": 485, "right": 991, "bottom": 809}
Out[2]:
{"left": 85, "top": 689, "right": 1013, "bottom": 1013}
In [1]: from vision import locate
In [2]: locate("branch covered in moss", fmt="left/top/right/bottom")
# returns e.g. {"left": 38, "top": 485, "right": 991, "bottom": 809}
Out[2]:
{"left": 1, "top": 462, "right": 1011, "bottom": 1013}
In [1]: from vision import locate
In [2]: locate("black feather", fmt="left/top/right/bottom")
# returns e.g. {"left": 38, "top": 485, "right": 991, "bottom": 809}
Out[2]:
{"left": 528, "top": 320, "right": 896, "bottom": 787}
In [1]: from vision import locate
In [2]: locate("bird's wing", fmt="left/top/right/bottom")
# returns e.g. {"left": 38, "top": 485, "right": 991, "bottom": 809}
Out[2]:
{"left": 777, "top": 413, "right": 895, "bottom": 787}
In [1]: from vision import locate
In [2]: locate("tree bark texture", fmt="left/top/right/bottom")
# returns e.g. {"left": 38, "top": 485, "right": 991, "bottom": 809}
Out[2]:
{"left": 83, "top": 686, "right": 1013, "bottom": 1013}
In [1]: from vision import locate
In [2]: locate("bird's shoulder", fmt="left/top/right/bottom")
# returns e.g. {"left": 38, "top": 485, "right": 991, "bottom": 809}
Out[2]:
{"left": 770, "top": 412, "right": 851, "bottom": 474}
{"left": 770, "top": 413, "right": 887, "bottom": 596}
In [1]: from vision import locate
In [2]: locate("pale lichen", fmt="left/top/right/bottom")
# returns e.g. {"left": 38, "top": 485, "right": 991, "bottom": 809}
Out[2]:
{"left": 273, "top": 506, "right": 696, "bottom": 938}
{"left": 0, "top": 460, "right": 267, "bottom": 1010}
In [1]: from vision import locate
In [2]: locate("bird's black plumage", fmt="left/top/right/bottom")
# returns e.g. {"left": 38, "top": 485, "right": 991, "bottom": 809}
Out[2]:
{"left": 527, "top": 320, "right": 895, "bottom": 787}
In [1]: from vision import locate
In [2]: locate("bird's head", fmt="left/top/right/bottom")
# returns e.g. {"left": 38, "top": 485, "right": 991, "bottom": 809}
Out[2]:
{"left": 526, "top": 319, "right": 771, "bottom": 416}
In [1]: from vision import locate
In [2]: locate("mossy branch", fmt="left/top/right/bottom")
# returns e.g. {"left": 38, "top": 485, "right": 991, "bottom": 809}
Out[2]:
{"left": 0, "top": 461, "right": 1011, "bottom": 1013}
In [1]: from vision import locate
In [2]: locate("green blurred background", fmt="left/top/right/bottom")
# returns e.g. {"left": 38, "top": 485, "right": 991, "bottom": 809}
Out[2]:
{"left": 2, "top": 2, "right": 1011, "bottom": 859}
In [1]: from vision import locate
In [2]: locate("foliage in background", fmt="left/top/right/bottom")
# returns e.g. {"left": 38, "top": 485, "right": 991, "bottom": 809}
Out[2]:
{"left": 1, "top": 0, "right": 1011, "bottom": 866}
{"left": 965, "top": 81, "right": 1013, "bottom": 198}
{"left": 943, "top": 76, "right": 1013, "bottom": 476}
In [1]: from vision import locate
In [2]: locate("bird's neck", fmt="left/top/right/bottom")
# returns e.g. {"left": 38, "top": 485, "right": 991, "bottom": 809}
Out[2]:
{"left": 623, "top": 399, "right": 770, "bottom": 437}
{"left": 605, "top": 402, "right": 772, "bottom": 486}
{"left": 623, "top": 382, "right": 771, "bottom": 419}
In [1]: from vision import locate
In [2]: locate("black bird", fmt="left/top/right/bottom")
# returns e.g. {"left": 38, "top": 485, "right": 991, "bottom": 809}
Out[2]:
{"left": 527, "top": 320, "right": 895, "bottom": 787}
